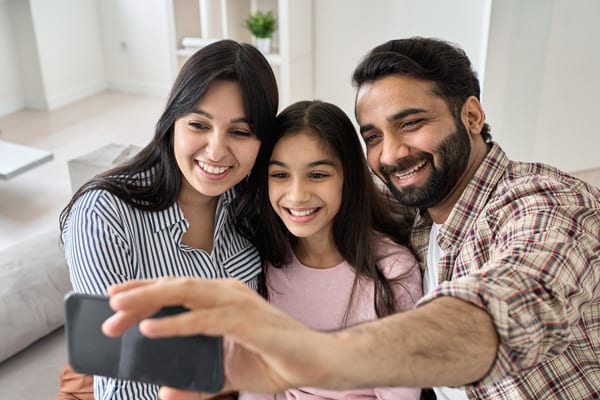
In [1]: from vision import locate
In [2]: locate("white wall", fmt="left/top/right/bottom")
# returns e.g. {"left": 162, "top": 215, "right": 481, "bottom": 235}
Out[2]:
{"left": 95, "top": 0, "right": 175, "bottom": 96}
{"left": 0, "top": 0, "right": 24, "bottom": 116}
{"left": 484, "top": 0, "right": 600, "bottom": 172}
{"left": 29, "top": 0, "right": 106, "bottom": 110}
{"left": 313, "top": 0, "right": 492, "bottom": 124}
{"left": 1, "top": 0, "right": 599, "bottom": 173}
{"left": 0, "top": 0, "right": 105, "bottom": 114}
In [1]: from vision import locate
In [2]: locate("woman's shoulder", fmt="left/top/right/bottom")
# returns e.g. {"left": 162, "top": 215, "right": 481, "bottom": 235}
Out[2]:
{"left": 71, "top": 189, "right": 125, "bottom": 214}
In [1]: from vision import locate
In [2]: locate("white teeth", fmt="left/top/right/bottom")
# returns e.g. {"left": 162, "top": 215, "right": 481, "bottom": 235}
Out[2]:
{"left": 394, "top": 160, "right": 427, "bottom": 180}
{"left": 288, "top": 208, "right": 317, "bottom": 217}
{"left": 198, "top": 161, "right": 229, "bottom": 174}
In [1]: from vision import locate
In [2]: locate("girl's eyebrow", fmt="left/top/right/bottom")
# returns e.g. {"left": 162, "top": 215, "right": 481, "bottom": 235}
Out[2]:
{"left": 268, "top": 159, "right": 336, "bottom": 168}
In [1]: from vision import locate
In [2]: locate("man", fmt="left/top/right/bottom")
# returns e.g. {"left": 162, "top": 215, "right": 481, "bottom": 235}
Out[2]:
{"left": 103, "top": 37, "right": 600, "bottom": 399}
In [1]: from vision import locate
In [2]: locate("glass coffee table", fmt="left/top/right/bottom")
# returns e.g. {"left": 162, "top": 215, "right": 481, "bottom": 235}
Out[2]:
{"left": 0, "top": 140, "right": 53, "bottom": 179}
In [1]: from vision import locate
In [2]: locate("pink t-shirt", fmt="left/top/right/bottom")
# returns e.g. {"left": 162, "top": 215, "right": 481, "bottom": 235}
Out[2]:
{"left": 239, "top": 237, "right": 422, "bottom": 400}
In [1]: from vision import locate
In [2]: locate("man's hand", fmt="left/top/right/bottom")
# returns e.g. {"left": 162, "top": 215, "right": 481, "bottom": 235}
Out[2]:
{"left": 102, "top": 278, "right": 335, "bottom": 396}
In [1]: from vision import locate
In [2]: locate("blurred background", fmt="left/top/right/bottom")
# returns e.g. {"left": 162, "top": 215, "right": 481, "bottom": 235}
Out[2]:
{"left": 1, "top": 0, "right": 599, "bottom": 251}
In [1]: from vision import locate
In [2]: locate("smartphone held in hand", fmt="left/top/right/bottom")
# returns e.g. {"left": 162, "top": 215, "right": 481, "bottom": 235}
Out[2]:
{"left": 64, "top": 291, "right": 224, "bottom": 393}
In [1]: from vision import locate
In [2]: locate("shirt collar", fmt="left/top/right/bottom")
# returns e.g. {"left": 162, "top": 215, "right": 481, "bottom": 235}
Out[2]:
{"left": 149, "top": 187, "right": 236, "bottom": 232}
{"left": 414, "top": 143, "right": 509, "bottom": 251}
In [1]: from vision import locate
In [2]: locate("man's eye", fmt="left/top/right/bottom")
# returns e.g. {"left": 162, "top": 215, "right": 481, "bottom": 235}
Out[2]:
{"left": 364, "top": 133, "right": 381, "bottom": 145}
{"left": 400, "top": 119, "right": 423, "bottom": 131}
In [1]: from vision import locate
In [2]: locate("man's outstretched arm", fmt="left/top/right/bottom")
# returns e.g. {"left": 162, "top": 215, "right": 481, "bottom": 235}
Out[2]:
{"left": 102, "top": 278, "right": 498, "bottom": 397}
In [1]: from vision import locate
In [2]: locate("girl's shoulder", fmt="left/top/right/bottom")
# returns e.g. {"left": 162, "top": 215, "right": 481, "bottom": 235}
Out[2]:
{"left": 372, "top": 234, "right": 419, "bottom": 276}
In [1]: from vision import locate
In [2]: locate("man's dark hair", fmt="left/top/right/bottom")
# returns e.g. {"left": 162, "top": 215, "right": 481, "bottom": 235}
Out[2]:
{"left": 352, "top": 37, "right": 492, "bottom": 142}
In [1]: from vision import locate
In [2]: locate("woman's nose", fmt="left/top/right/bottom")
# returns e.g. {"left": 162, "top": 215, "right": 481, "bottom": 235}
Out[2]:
{"left": 204, "top": 131, "right": 227, "bottom": 161}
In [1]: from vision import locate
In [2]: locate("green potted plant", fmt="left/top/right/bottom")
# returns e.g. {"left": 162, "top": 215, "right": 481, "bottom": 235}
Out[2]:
{"left": 245, "top": 10, "right": 277, "bottom": 54}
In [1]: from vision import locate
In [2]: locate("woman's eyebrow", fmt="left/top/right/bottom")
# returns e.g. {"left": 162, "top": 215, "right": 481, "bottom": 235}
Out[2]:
{"left": 190, "top": 108, "right": 248, "bottom": 124}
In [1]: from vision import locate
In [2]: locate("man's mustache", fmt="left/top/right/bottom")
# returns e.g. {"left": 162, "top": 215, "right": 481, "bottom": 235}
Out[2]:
{"left": 378, "top": 154, "right": 433, "bottom": 177}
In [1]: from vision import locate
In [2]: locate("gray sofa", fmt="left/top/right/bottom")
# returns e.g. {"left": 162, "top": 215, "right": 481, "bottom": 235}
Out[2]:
{"left": 0, "top": 229, "right": 70, "bottom": 399}
{"left": 0, "top": 143, "right": 140, "bottom": 399}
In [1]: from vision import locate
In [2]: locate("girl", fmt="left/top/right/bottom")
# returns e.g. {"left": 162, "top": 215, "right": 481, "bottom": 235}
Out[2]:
{"left": 58, "top": 40, "right": 278, "bottom": 400}
{"left": 242, "top": 100, "right": 422, "bottom": 399}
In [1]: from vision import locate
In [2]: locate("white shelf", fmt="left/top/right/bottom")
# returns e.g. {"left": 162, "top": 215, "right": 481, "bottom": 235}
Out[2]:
{"left": 177, "top": 47, "right": 281, "bottom": 66}
{"left": 170, "top": 0, "right": 312, "bottom": 107}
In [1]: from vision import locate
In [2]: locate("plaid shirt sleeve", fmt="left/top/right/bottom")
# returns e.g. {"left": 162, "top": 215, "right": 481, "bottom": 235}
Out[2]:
{"left": 417, "top": 160, "right": 600, "bottom": 386}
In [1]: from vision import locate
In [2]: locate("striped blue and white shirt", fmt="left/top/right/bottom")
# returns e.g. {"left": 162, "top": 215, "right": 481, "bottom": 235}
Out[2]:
{"left": 62, "top": 186, "right": 261, "bottom": 400}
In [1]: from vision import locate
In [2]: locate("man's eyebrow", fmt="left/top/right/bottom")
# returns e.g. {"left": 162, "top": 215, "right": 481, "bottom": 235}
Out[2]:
{"left": 359, "top": 108, "right": 428, "bottom": 135}
{"left": 388, "top": 108, "right": 427, "bottom": 122}
{"left": 359, "top": 123, "right": 374, "bottom": 135}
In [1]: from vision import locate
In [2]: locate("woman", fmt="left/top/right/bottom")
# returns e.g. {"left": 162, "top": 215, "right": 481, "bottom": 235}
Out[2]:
{"left": 57, "top": 39, "right": 278, "bottom": 400}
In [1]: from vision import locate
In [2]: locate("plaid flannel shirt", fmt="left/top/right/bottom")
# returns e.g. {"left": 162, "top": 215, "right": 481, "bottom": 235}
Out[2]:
{"left": 413, "top": 144, "right": 600, "bottom": 399}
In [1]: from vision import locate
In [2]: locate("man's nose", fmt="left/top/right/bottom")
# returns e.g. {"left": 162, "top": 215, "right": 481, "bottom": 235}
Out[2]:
{"left": 380, "top": 133, "right": 410, "bottom": 166}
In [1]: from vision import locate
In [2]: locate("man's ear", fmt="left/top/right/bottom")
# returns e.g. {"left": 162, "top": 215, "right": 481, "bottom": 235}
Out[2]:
{"left": 461, "top": 96, "right": 485, "bottom": 136}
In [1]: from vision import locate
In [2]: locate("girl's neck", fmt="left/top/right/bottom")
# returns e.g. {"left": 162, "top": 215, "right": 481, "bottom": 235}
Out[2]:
{"left": 292, "top": 235, "right": 344, "bottom": 269}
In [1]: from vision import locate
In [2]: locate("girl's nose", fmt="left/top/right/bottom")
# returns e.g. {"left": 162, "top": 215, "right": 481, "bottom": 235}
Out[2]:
{"left": 287, "top": 179, "right": 310, "bottom": 203}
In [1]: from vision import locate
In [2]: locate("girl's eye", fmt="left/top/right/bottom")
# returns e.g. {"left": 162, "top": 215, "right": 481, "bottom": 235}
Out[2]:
{"left": 270, "top": 172, "right": 288, "bottom": 179}
{"left": 309, "top": 172, "right": 329, "bottom": 179}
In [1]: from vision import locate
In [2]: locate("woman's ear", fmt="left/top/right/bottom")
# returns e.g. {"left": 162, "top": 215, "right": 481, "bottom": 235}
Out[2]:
{"left": 461, "top": 96, "right": 485, "bottom": 136}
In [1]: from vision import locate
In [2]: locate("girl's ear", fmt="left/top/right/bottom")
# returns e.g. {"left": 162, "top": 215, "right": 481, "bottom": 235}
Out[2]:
{"left": 461, "top": 96, "right": 485, "bottom": 137}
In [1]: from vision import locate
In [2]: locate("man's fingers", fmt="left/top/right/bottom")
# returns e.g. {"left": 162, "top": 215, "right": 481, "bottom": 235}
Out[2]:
{"left": 110, "top": 278, "right": 247, "bottom": 312}
{"left": 103, "top": 278, "right": 252, "bottom": 337}
{"left": 106, "top": 279, "right": 155, "bottom": 295}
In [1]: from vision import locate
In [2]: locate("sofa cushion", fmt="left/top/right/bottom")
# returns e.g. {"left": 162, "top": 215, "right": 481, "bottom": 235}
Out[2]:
{"left": 0, "top": 230, "right": 71, "bottom": 363}
{"left": 68, "top": 143, "right": 141, "bottom": 193}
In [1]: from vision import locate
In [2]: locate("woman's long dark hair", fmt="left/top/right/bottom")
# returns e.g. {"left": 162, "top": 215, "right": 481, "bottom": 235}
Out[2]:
{"left": 59, "top": 40, "right": 278, "bottom": 240}
{"left": 256, "top": 100, "right": 413, "bottom": 320}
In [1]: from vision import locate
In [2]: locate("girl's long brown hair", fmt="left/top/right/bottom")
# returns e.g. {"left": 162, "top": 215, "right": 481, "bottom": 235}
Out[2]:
{"left": 255, "top": 100, "right": 415, "bottom": 321}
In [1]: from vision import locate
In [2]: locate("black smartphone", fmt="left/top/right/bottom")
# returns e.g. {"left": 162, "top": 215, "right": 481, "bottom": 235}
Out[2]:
{"left": 64, "top": 291, "right": 224, "bottom": 393}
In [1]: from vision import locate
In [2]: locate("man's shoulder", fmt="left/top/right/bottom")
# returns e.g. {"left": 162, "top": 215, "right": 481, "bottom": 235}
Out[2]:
{"left": 497, "top": 159, "right": 598, "bottom": 199}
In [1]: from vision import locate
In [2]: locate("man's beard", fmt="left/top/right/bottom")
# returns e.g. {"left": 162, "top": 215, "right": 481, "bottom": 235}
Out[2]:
{"left": 380, "top": 122, "right": 471, "bottom": 209}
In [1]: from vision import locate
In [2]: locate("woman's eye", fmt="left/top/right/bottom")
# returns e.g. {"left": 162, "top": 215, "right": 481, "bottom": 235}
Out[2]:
{"left": 231, "top": 129, "right": 252, "bottom": 137}
{"left": 189, "top": 121, "right": 207, "bottom": 130}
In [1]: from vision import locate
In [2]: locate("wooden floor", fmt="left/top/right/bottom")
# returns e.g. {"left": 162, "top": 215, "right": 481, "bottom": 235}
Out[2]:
{"left": 0, "top": 90, "right": 166, "bottom": 251}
